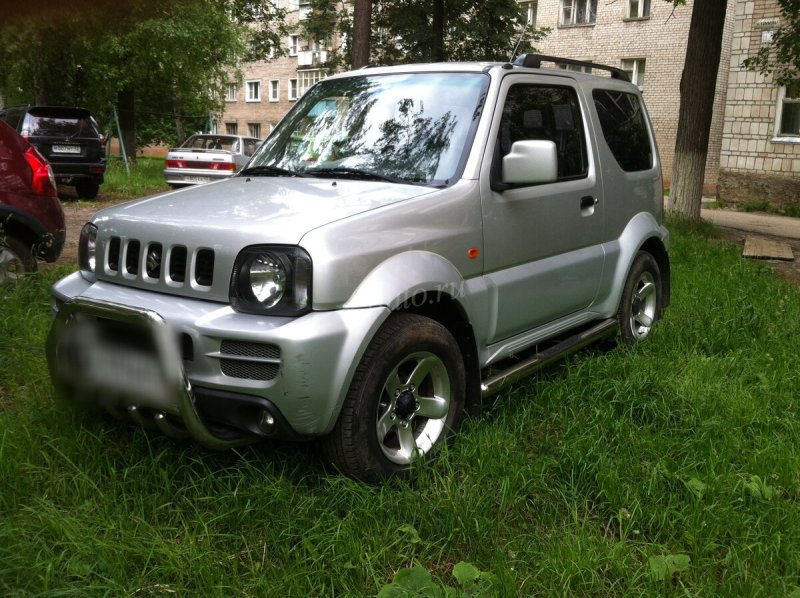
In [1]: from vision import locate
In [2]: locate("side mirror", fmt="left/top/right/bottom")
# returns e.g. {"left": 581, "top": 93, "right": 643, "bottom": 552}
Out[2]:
{"left": 502, "top": 140, "right": 558, "bottom": 185}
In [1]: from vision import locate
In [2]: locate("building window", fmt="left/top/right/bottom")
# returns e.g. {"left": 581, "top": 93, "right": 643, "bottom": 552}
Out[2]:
{"left": 226, "top": 83, "right": 237, "bottom": 102}
{"left": 289, "top": 35, "right": 299, "bottom": 56}
{"left": 298, "top": 70, "right": 325, "bottom": 96}
{"left": 621, "top": 58, "right": 646, "bottom": 89}
{"left": 627, "top": 0, "right": 650, "bottom": 19}
{"left": 246, "top": 80, "right": 261, "bottom": 102}
{"left": 561, "top": 0, "right": 597, "bottom": 26}
{"left": 559, "top": 63, "right": 593, "bottom": 74}
{"left": 288, "top": 78, "right": 299, "bottom": 101}
{"left": 248, "top": 123, "right": 261, "bottom": 138}
{"left": 225, "top": 122, "right": 238, "bottom": 135}
{"left": 269, "top": 80, "right": 280, "bottom": 102}
{"left": 777, "top": 84, "right": 800, "bottom": 138}
{"left": 520, "top": 1, "right": 537, "bottom": 26}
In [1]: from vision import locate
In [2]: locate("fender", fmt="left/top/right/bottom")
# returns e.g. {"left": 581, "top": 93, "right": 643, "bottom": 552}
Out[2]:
{"left": 592, "top": 211, "right": 670, "bottom": 317}
{"left": 344, "top": 250, "right": 477, "bottom": 313}
{"left": 0, "top": 206, "right": 49, "bottom": 241}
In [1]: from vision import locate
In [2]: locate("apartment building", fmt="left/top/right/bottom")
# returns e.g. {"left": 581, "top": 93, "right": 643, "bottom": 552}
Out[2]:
{"left": 718, "top": 0, "right": 800, "bottom": 209}
{"left": 219, "top": 0, "right": 331, "bottom": 139}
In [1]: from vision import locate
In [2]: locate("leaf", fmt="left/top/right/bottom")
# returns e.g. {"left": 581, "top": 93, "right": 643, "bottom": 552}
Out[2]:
{"left": 684, "top": 477, "right": 707, "bottom": 499}
{"left": 453, "top": 561, "right": 481, "bottom": 585}
{"left": 378, "top": 566, "right": 440, "bottom": 597}
{"left": 648, "top": 554, "right": 691, "bottom": 582}
{"left": 399, "top": 523, "right": 422, "bottom": 544}
{"left": 744, "top": 475, "right": 777, "bottom": 500}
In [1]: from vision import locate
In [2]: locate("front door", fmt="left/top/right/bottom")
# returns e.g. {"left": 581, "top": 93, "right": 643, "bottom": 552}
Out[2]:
{"left": 480, "top": 75, "right": 605, "bottom": 343}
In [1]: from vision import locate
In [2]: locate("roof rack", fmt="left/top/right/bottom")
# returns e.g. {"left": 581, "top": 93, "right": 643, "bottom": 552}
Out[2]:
{"left": 513, "top": 54, "right": 630, "bottom": 82}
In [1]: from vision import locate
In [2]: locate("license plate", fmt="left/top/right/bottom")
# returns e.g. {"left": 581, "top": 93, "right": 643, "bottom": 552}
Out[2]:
{"left": 52, "top": 144, "right": 81, "bottom": 154}
{"left": 83, "top": 343, "right": 169, "bottom": 403}
{"left": 184, "top": 176, "right": 211, "bottom": 183}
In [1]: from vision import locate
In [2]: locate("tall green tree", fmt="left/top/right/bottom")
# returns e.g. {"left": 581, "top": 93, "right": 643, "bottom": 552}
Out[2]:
{"left": 301, "top": 0, "right": 543, "bottom": 72}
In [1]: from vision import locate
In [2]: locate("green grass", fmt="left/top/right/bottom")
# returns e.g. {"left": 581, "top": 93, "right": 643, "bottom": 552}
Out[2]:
{"left": 101, "top": 156, "right": 169, "bottom": 199}
{"left": 3, "top": 220, "right": 800, "bottom": 595}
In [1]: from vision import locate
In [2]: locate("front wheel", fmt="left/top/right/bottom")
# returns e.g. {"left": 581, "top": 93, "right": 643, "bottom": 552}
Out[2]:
{"left": 618, "top": 251, "right": 662, "bottom": 346}
{"left": 0, "top": 237, "right": 36, "bottom": 284}
{"left": 322, "top": 313, "right": 466, "bottom": 482}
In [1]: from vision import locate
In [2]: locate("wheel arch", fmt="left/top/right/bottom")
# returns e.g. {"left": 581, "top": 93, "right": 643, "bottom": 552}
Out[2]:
{"left": 342, "top": 250, "right": 483, "bottom": 413}
{"left": 593, "top": 212, "right": 670, "bottom": 316}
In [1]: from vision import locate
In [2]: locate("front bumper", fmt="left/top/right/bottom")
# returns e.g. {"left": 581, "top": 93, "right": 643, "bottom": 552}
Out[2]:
{"left": 47, "top": 273, "right": 388, "bottom": 447}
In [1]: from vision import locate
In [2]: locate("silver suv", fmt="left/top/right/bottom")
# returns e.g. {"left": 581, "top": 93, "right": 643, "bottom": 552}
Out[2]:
{"left": 47, "top": 55, "right": 670, "bottom": 481}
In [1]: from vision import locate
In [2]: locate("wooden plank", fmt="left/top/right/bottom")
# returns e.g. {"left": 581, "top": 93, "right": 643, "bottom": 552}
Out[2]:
{"left": 742, "top": 236, "right": 795, "bottom": 261}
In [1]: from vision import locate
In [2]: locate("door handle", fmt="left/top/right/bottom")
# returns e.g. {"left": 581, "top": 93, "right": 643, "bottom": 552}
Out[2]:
{"left": 580, "top": 195, "right": 598, "bottom": 210}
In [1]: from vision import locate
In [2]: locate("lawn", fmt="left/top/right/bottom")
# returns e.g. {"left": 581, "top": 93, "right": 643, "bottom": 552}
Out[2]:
{"left": 101, "top": 156, "right": 170, "bottom": 200}
{"left": 1, "top": 219, "right": 799, "bottom": 595}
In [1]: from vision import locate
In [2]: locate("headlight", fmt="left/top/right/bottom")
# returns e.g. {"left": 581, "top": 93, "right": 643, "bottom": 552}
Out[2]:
{"left": 230, "top": 246, "right": 312, "bottom": 316}
{"left": 78, "top": 223, "right": 98, "bottom": 276}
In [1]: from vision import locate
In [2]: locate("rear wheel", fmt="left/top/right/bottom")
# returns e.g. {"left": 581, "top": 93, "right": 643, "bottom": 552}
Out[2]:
{"left": 322, "top": 313, "right": 466, "bottom": 482}
{"left": 75, "top": 180, "right": 100, "bottom": 200}
{"left": 618, "top": 251, "right": 662, "bottom": 346}
{"left": 0, "top": 237, "right": 36, "bottom": 283}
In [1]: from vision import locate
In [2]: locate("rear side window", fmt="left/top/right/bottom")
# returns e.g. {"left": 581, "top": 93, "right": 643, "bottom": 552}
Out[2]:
{"left": 498, "top": 84, "right": 588, "bottom": 181}
{"left": 592, "top": 89, "right": 653, "bottom": 172}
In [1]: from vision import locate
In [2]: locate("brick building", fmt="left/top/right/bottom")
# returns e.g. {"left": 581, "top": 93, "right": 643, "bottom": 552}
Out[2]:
{"left": 219, "top": 0, "right": 331, "bottom": 139}
{"left": 718, "top": 0, "right": 800, "bottom": 210}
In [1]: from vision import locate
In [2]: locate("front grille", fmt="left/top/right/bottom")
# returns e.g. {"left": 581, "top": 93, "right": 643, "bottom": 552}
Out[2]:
{"left": 219, "top": 340, "right": 281, "bottom": 381}
{"left": 105, "top": 237, "right": 214, "bottom": 287}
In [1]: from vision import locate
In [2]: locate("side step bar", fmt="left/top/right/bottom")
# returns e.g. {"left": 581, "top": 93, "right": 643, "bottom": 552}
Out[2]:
{"left": 480, "top": 318, "right": 618, "bottom": 398}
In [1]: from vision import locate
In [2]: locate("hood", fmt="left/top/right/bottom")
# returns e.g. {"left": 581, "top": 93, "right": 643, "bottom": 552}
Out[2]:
{"left": 94, "top": 176, "right": 436, "bottom": 244}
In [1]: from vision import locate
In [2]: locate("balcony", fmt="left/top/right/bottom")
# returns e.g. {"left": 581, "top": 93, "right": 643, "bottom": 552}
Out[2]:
{"left": 297, "top": 50, "right": 328, "bottom": 67}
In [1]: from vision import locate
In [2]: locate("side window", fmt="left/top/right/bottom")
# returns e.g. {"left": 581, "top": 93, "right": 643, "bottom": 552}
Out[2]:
{"left": 592, "top": 89, "right": 653, "bottom": 172}
{"left": 498, "top": 84, "right": 589, "bottom": 181}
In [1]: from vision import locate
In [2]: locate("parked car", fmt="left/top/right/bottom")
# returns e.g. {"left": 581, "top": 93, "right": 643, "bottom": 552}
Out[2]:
{"left": 0, "top": 105, "right": 106, "bottom": 199}
{"left": 0, "top": 120, "right": 65, "bottom": 282}
{"left": 47, "top": 55, "right": 670, "bottom": 481}
{"left": 164, "top": 134, "right": 261, "bottom": 187}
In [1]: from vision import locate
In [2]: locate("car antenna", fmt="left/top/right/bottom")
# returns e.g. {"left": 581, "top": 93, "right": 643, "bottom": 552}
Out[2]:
{"left": 509, "top": 21, "right": 530, "bottom": 62}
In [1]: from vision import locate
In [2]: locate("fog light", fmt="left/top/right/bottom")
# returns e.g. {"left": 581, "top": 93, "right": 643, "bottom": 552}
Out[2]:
{"left": 258, "top": 410, "right": 276, "bottom": 434}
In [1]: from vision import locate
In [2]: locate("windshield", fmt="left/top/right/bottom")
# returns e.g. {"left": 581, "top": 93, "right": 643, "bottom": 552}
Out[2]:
{"left": 249, "top": 72, "right": 489, "bottom": 186}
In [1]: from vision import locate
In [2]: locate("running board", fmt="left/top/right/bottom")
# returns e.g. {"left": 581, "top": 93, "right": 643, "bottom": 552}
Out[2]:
{"left": 480, "top": 318, "right": 618, "bottom": 398}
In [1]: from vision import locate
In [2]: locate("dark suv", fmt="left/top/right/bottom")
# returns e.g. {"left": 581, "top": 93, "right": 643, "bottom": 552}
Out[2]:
{"left": 0, "top": 120, "right": 65, "bottom": 282}
{"left": 0, "top": 106, "right": 106, "bottom": 199}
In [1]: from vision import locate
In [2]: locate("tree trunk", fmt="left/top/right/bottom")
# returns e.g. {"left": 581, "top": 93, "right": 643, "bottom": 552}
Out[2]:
{"left": 432, "top": 0, "right": 445, "bottom": 62}
{"left": 117, "top": 87, "right": 137, "bottom": 163}
{"left": 671, "top": 0, "right": 728, "bottom": 221}
{"left": 352, "top": 0, "right": 372, "bottom": 69}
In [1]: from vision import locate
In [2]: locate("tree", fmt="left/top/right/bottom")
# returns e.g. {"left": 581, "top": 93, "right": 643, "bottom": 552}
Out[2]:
{"left": 743, "top": 0, "right": 800, "bottom": 87}
{"left": 371, "top": 0, "right": 537, "bottom": 64}
{"left": 352, "top": 0, "right": 373, "bottom": 68}
{"left": 669, "top": 0, "right": 729, "bottom": 221}
{"left": 302, "top": 0, "right": 543, "bottom": 72}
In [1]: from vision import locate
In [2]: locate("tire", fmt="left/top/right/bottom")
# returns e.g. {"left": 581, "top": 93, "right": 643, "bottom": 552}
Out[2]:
{"left": 618, "top": 251, "right": 662, "bottom": 346}
{"left": 0, "top": 236, "right": 36, "bottom": 283}
{"left": 322, "top": 312, "right": 466, "bottom": 482}
{"left": 75, "top": 180, "right": 100, "bottom": 200}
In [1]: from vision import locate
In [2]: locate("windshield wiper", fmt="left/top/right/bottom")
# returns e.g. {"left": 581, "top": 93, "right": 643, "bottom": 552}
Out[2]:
{"left": 305, "top": 167, "right": 418, "bottom": 185}
{"left": 240, "top": 165, "right": 304, "bottom": 177}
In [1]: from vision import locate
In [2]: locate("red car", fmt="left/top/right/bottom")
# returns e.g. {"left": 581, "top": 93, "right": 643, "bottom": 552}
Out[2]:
{"left": 0, "top": 119, "right": 65, "bottom": 282}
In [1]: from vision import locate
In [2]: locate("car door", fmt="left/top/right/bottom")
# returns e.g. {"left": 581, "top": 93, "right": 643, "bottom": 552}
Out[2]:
{"left": 480, "top": 74, "right": 605, "bottom": 343}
